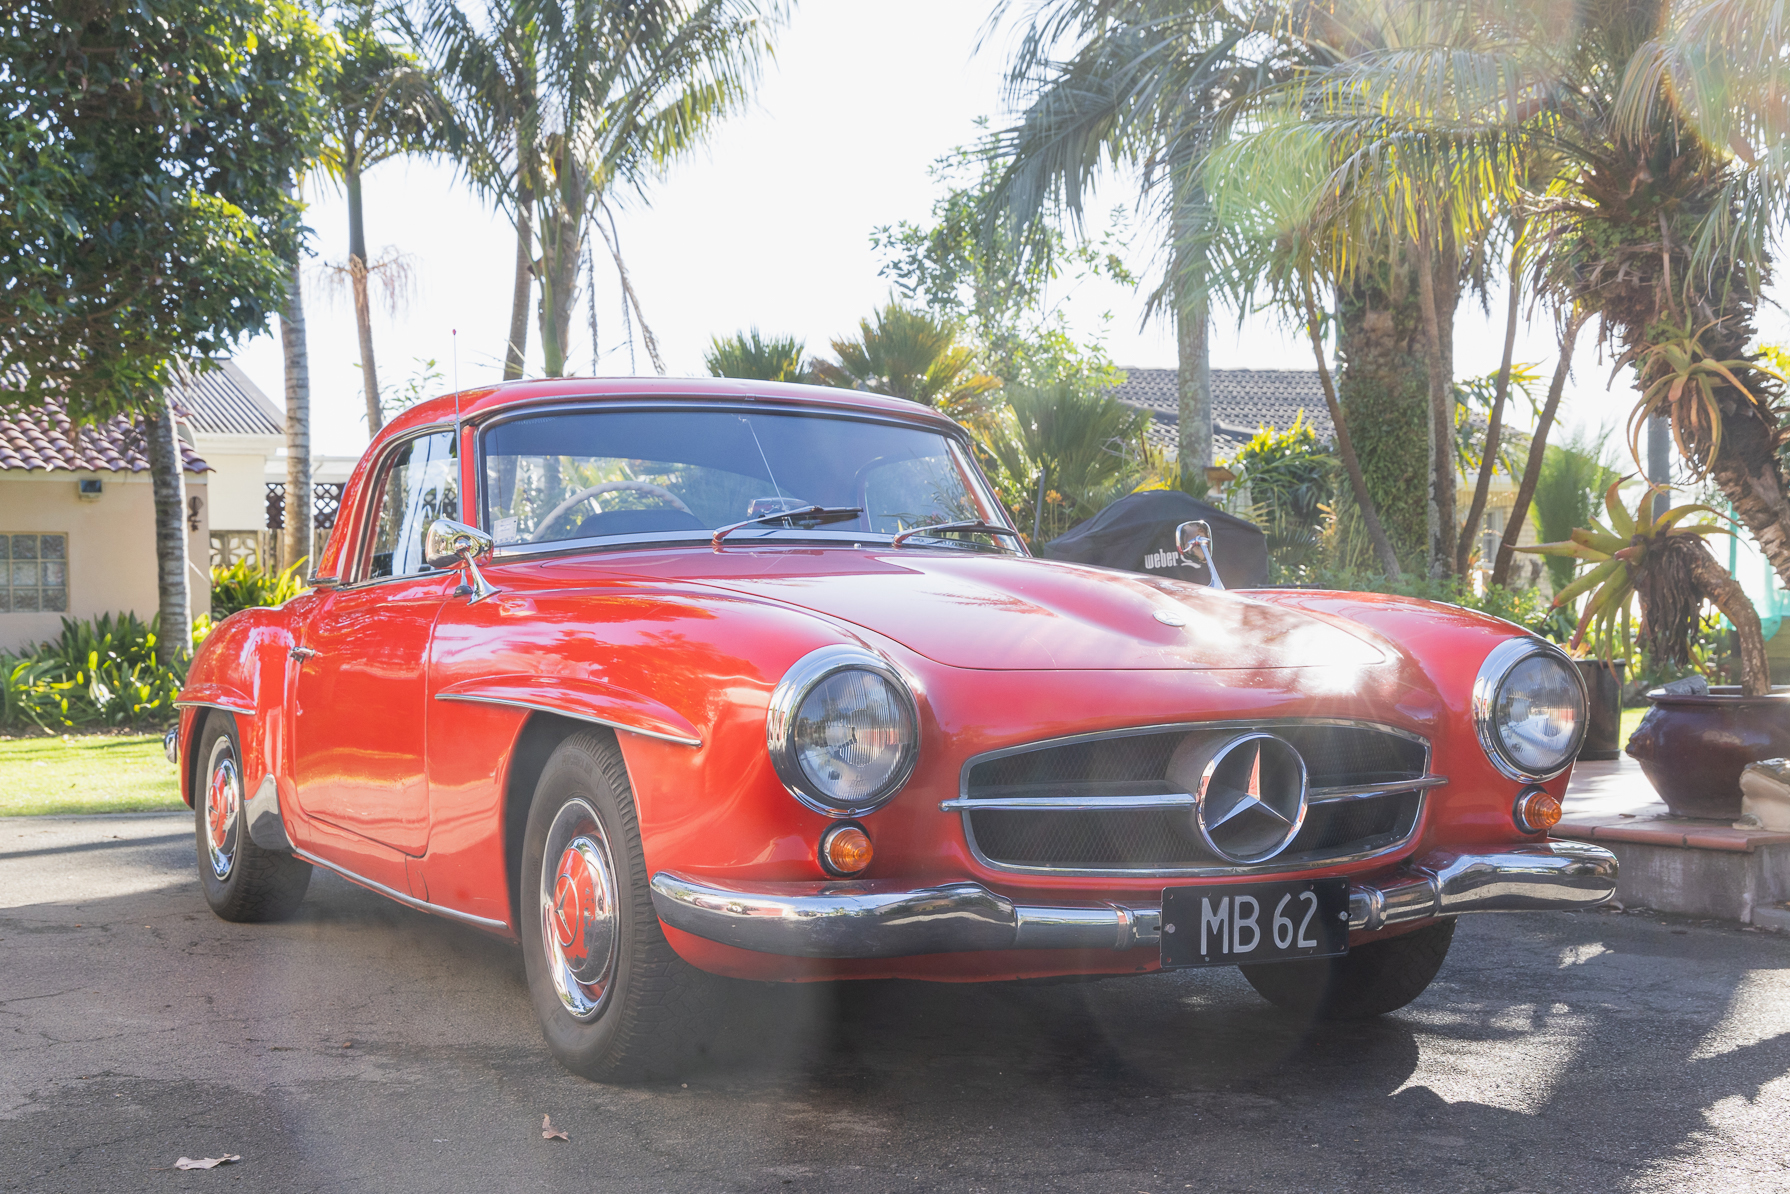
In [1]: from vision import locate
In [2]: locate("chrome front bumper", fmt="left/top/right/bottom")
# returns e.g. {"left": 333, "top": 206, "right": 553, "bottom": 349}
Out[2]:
{"left": 649, "top": 841, "right": 1618, "bottom": 960}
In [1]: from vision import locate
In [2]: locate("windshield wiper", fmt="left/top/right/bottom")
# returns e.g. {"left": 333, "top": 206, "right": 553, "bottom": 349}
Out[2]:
{"left": 711, "top": 505, "right": 863, "bottom": 547}
{"left": 889, "top": 519, "right": 1024, "bottom": 549}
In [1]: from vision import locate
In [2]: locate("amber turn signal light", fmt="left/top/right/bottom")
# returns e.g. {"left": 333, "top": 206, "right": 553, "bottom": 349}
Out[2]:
{"left": 820, "top": 823, "right": 873, "bottom": 876}
{"left": 1513, "top": 787, "right": 1562, "bottom": 835}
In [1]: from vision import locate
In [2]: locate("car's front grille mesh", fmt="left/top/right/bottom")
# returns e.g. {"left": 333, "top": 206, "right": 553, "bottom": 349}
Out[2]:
{"left": 961, "top": 723, "right": 1428, "bottom": 874}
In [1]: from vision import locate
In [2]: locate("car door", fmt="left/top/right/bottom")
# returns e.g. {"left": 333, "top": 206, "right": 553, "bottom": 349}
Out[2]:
{"left": 290, "top": 428, "right": 459, "bottom": 857}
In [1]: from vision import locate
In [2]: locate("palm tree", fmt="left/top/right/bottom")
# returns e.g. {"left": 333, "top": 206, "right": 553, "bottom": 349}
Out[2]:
{"left": 978, "top": 380, "right": 1151, "bottom": 542}
{"left": 705, "top": 328, "right": 807, "bottom": 382}
{"left": 317, "top": 0, "right": 450, "bottom": 433}
{"left": 810, "top": 303, "right": 1002, "bottom": 424}
{"left": 421, "top": 0, "right": 785, "bottom": 380}
{"left": 1238, "top": 0, "right": 1790, "bottom": 586}
{"left": 411, "top": 0, "right": 540, "bottom": 379}
{"left": 987, "top": 0, "right": 1467, "bottom": 574}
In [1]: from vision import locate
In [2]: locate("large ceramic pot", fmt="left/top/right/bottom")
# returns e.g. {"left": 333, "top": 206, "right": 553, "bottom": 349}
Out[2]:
{"left": 1626, "top": 687, "right": 1790, "bottom": 819}
{"left": 1575, "top": 658, "right": 1628, "bottom": 761}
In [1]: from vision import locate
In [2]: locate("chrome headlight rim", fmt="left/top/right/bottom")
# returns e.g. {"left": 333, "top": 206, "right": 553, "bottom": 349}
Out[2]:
{"left": 766, "top": 644, "right": 921, "bottom": 818}
{"left": 1472, "top": 637, "right": 1588, "bottom": 782}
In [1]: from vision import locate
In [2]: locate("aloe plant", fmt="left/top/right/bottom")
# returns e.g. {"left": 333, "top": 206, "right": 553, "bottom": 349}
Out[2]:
{"left": 1523, "top": 479, "right": 1768, "bottom": 695}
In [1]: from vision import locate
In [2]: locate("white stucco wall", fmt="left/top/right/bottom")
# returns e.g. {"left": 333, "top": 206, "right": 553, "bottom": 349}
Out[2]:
{"left": 193, "top": 433, "right": 278, "bottom": 531}
{"left": 0, "top": 470, "right": 210, "bottom": 653}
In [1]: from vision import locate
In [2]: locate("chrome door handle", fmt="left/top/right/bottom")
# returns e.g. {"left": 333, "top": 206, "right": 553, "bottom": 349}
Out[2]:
{"left": 289, "top": 647, "right": 318, "bottom": 661}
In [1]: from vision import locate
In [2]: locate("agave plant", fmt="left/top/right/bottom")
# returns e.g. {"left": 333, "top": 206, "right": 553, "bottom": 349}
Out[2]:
{"left": 1523, "top": 479, "right": 1768, "bottom": 695}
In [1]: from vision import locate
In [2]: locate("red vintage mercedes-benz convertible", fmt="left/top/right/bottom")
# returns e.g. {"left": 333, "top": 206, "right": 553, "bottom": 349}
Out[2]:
{"left": 172, "top": 377, "right": 1616, "bottom": 1080}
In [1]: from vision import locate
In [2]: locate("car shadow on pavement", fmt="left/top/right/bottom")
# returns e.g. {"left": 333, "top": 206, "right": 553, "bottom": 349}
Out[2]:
{"left": 8, "top": 852, "right": 1790, "bottom": 1192}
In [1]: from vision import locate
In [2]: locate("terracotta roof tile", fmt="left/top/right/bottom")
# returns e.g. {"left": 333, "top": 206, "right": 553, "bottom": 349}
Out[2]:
{"left": 0, "top": 402, "right": 209, "bottom": 473}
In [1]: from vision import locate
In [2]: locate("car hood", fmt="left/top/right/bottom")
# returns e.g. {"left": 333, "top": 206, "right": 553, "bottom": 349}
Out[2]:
{"left": 582, "top": 549, "right": 1387, "bottom": 673}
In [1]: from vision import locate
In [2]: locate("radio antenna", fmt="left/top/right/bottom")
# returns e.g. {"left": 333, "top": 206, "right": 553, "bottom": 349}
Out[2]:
{"left": 451, "top": 327, "right": 461, "bottom": 433}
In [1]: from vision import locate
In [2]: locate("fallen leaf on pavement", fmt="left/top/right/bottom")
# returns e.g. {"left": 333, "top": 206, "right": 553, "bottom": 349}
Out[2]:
{"left": 173, "top": 1155, "right": 240, "bottom": 1170}
{"left": 541, "top": 1115, "right": 568, "bottom": 1141}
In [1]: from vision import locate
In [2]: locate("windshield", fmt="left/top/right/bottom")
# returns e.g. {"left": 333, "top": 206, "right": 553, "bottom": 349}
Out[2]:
{"left": 480, "top": 407, "right": 1016, "bottom": 551}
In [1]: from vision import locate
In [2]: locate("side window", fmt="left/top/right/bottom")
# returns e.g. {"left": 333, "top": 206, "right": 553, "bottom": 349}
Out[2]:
{"left": 365, "top": 432, "right": 459, "bottom": 580}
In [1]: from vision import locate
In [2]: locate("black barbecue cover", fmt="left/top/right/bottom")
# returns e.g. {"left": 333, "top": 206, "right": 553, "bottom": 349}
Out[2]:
{"left": 1039, "top": 490, "right": 1269, "bottom": 588}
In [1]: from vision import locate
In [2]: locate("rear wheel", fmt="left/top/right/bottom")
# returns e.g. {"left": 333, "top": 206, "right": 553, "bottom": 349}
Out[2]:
{"left": 520, "top": 730, "right": 717, "bottom": 1082}
{"left": 1240, "top": 918, "right": 1455, "bottom": 1020}
{"left": 194, "top": 712, "right": 311, "bottom": 922}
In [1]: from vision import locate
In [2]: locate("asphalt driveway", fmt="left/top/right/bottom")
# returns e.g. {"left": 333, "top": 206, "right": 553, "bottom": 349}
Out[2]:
{"left": 3, "top": 811, "right": 1789, "bottom": 1193}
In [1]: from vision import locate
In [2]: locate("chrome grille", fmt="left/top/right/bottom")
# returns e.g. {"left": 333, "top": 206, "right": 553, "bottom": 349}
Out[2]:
{"left": 954, "top": 721, "right": 1433, "bottom": 876}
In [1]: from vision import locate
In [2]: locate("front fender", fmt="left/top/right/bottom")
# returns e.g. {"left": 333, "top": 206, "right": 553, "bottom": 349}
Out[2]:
{"left": 434, "top": 673, "right": 702, "bottom": 746}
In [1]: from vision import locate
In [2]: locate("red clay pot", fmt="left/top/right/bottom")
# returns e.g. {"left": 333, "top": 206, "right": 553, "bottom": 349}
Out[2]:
{"left": 1625, "top": 687, "right": 1790, "bottom": 819}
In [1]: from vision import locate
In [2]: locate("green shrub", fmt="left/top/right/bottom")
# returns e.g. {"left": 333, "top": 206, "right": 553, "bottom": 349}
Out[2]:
{"left": 210, "top": 557, "right": 305, "bottom": 619}
{"left": 0, "top": 612, "right": 207, "bottom": 732}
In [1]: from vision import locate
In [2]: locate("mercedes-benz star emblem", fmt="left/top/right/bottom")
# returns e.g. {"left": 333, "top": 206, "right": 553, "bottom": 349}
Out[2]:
{"left": 1167, "top": 732, "right": 1309, "bottom": 864}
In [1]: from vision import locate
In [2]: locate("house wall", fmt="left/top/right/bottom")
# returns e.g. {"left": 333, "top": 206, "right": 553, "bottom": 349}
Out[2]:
{"left": 194, "top": 433, "right": 278, "bottom": 531}
{"left": 0, "top": 470, "right": 210, "bottom": 653}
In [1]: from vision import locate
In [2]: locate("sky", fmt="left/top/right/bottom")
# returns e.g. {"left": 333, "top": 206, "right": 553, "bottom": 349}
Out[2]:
{"left": 234, "top": 0, "right": 1790, "bottom": 463}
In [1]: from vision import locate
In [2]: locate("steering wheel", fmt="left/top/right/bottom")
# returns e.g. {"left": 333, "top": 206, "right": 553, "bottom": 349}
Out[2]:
{"left": 530, "top": 480, "right": 695, "bottom": 542}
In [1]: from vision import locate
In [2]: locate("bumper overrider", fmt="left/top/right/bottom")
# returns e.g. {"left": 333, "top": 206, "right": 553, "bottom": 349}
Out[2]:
{"left": 649, "top": 841, "right": 1617, "bottom": 960}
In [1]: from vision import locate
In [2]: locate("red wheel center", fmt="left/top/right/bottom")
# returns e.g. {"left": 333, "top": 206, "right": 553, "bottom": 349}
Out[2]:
{"left": 552, "top": 849, "right": 594, "bottom": 960}
{"left": 207, "top": 767, "right": 236, "bottom": 851}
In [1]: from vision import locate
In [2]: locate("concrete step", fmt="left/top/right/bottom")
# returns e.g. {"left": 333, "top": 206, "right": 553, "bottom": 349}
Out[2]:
{"left": 1557, "top": 757, "right": 1790, "bottom": 924}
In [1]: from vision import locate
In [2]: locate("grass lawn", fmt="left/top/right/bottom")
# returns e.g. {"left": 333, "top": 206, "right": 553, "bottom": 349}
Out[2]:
{"left": 0, "top": 732, "right": 186, "bottom": 816}
{"left": 1620, "top": 705, "right": 1647, "bottom": 747}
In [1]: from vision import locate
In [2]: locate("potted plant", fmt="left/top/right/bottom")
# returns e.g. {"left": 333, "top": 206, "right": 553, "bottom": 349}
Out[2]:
{"left": 1525, "top": 481, "right": 1783, "bottom": 818}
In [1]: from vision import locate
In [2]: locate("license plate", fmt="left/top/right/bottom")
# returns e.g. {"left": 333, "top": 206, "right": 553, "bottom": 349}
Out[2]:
{"left": 1160, "top": 878, "right": 1351, "bottom": 968}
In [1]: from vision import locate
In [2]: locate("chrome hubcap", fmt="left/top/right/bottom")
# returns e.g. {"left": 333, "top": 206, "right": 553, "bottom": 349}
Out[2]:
{"left": 204, "top": 739, "right": 241, "bottom": 881}
{"left": 540, "top": 799, "right": 619, "bottom": 1021}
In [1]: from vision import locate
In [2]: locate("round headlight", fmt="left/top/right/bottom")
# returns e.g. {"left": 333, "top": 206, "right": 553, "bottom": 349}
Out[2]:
{"left": 1472, "top": 638, "right": 1587, "bottom": 781}
{"left": 767, "top": 646, "right": 920, "bottom": 815}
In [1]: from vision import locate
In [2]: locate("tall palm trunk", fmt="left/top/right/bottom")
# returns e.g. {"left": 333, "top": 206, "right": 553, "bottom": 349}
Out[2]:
{"left": 1302, "top": 274, "right": 1400, "bottom": 578}
{"left": 1175, "top": 261, "right": 1213, "bottom": 483}
{"left": 1336, "top": 253, "right": 1432, "bottom": 571}
{"left": 346, "top": 167, "right": 382, "bottom": 434}
{"left": 1492, "top": 311, "right": 1586, "bottom": 587}
{"left": 535, "top": 136, "right": 586, "bottom": 378}
{"left": 503, "top": 180, "right": 534, "bottom": 381}
{"left": 1457, "top": 226, "right": 1525, "bottom": 575}
{"left": 1173, "top": 165, "right": 1212, "bottom": 482}
{"left": 145, "top": 395, "right": 190, "bottom": 667}
{"left": 282, "top": 250, "right": 314, "bottom": 573}
{"left": 1416, "top": 234, "right": 1458, "bottom": 579}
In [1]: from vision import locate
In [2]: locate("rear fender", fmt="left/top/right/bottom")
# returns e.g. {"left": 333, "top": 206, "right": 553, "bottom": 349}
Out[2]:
{"left": 177, "top": 607, "right": 301, "bottom": 811}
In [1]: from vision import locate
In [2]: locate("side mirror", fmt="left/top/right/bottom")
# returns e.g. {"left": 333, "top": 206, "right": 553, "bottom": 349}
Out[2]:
{"left": 425, "top": 518, "right": 500, "bottom": 603}
{"left": 1174, "top": 520, "right": 1225, "bottom": 590}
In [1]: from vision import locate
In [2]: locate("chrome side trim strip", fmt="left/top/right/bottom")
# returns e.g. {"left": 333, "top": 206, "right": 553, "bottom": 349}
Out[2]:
{"left": 649, "top": 843, "right": 1616, "bottom": 960}
{"left": 244, "top": 774, "right": 293, "bottom": 853}
{"left": 174, "top": 699, "right": 255, "bottom": 716}
{"left": 433, "top": 692, "right": 702, "bottom": 747}
{"left": 1309, "top": 775, "right": 1449, "bottom": 802}
{"left": 292, "top": 849, "right": 509, "bottom": 931}
{"left": 939, "top": 793, "right": 1197, "bottom": 812}
{"left": 940, "top": 775, "right": 1449, "bottom": 813}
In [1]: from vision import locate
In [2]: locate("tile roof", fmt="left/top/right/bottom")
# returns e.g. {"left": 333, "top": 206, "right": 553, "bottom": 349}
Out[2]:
{"left": 0, "top": 404, "right": 209, "bottom": 474}
{"left": 0, "top": 359, "right": 279, "bottom": 473}
{"left": 1112, "top": 367, "right": 1334, "bottom": 457}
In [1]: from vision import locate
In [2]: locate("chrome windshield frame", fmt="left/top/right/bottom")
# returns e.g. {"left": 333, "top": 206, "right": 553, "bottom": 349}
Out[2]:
{"left": 471, "top": 398, "right": 1026, "bottom": 562}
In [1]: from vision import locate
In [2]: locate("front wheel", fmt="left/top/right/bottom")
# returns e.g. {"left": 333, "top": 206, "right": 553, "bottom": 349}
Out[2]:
{"left": 194, "top": 712, "right": 311, "bottom": 922}
{"left": 1240, "top": 918, "right": 1455, "bottom": 1020}
{"left": 520, "top": 731, "right": 717, "bottom": 1082}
